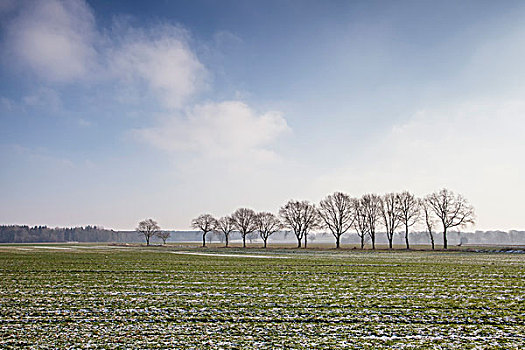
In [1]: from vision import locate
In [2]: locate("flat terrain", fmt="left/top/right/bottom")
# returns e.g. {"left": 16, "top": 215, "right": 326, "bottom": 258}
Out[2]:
{"left": 0, "top": 245, "right": 523, "bottom": 349}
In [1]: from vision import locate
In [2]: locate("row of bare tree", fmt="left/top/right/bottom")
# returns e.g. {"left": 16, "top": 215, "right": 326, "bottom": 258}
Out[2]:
{"left": 191, "top": 209, "right": 281, "bottom": 248}
{"left": 136, "top": 218, "right": 170, "bottom": 246}
{"left": 191, "top": 188, "right": 475, "bottom": 249}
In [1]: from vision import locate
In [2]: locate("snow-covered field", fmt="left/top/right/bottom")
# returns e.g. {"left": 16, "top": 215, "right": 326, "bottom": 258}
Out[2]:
{"left": 0, "top": 246, "right": 523, "bottom": 349}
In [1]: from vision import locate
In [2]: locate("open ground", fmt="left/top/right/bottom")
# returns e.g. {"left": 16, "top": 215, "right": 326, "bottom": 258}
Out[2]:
{"left": 0, "top": 244, "right": 523, "bottom": 349}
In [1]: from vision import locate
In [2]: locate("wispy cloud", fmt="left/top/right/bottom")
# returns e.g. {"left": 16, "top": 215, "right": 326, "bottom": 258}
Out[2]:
{"left": 312, "top": 97, "right": 525, "bottom": 231}
{"left": 2, "top": 0, "right": 289, "bottom": 163}
{"left": 108, "top": 23, "right": 207, "bottom": 110}
{"left": 133, "top": 100, "right": 290, "bottom": 161}
{"left": 5, "top": 0, "right": 97, "bottom": 82}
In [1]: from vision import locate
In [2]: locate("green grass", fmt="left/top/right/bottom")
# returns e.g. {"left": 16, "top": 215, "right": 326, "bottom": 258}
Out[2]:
{"left": 0, "top": 245, "right": 523, "bottom": 349}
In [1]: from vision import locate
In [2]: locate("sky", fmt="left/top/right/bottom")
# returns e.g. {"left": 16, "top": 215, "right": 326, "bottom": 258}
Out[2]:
{"left": 1, "top": 0, "right": 524, "bottom": 231}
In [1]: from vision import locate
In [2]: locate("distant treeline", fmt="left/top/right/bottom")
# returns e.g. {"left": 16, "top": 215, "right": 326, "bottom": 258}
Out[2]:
{"left": 204, "top": 230, "right": 525, "bottom": 246}
{"left": 1, "top": 225, "right": 524, "bottom": 246}
{"left": 0, "top": 225, "right": 200, "bottom": 244}
{"left": 337, "top": 230, "right": 525, "bottom": 246}
{"left": 0, "top": 225, "right": 121, "bottom": 243}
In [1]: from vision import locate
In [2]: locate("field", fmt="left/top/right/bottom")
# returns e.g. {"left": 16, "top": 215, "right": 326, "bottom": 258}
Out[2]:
{"left": 0, "top": 245, "right": 523, "bottom": 349}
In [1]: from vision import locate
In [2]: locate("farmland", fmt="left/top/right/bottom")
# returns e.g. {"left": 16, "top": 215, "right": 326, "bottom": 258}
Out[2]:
{"left": 0, "top": 245, "right": 523, "bottom": 349}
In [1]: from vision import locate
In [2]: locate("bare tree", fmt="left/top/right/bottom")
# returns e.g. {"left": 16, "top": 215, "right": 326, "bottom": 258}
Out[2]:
{"left": 426, "top": 189, "right": 475, "bottom": 249}
{"left": 216, "top": 216, "right": 235, "bottom": 247}
{"left": 352, "top": 198, "right": 369, "bottom": 249}
{"left": 319, "top": 192, "right": 355, "bottom": 249}
{"left": 279, "top": 200, "right": 320, "bottom": 248}
{"left": 380, "top": 193, "right": 402, "bottom": 249}
{"left": 279, "top": 200, "right": 304, "bottom": 248}
{"left": 191, "top": 214, "right": 217, "bottom": 247}
{"left": 136, "top": 218, "right": 161, "bottom": 246}
{"left": 421, "top": 199, "right": 436, "bottom": 250}
{"left": 256, "top": 212, "right": 282, "bottom": 248}
{"left": 156, "top": 231, "right": 171, "bottom": 245}
{"left": 396, "top": 191, "right": 420, "bottom": 250}
{"left": 361, "top": 194, "right": 382, "bottom": 249}
{"left": 231, "top": 208, "right": 258, "bottom": 248}
{"left": 301, "top": 202, "right": 321, "bottom": 248}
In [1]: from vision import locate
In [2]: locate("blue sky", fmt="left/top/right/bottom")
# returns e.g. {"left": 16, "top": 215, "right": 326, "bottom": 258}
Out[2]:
{"left": 1, "top": 0, "right": 524, "bottom": 230}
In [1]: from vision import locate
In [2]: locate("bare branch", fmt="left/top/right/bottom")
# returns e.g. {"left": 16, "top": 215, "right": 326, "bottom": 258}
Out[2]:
{"left": 361, "top": 194, "right": 381, "bottom": 250}
{"left": 319, "top": 192, "right": 355, "bottom": 248}
{"left": 396, "top": 191, "right": 420, "bottom": 250}
{"left": 136, "top": 218, "right": 161, "bottom": 246}
{"left": 380, "top": 193, "right": 402, "bottom": 249}
{"left": 279, "top": 200, "right": 320, "bottom": 248}
{"left": 191, "top": 214, "right": 217, "bottom": 247}
{"left": 231, "top": 208, "right": 258, "bottom": 248}
{"left": 256, "top": 212, "right": 282, "bottom": 248}
{"left": 352, "top": 198, "right": 369, "bottom": 249}
{"left": 216, "top": 216, "right": 235, "bottom": 247}
{"left": 420, "top": 198, "right": 436, "bottom": 250}
{"left": 156, "top": 230, "right": 171, "bottom": 245}
{"left": 426, "top": 188, "right": 475, "bottom": 249}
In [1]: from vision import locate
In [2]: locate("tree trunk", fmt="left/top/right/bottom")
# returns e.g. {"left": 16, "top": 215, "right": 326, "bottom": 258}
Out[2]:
{"left": 225, "top": 234, "right": 229, "bottom": 248}
{"left": 335, "top": 235, "right": 340, "bottom": 249}
{"left": 371, "top": 232, "right": 375, "bottom": 249}
{"left": 146, "top": 235, "right": 150, "bottom": 246}
{"left": 360, "top": 235, "right": 364, "bottom": 249}
{"left": 263, "top": 238, "right": 267, "bottom": 248}
{"left": 202, "top": 233, "right": 206, "bottom": 247}
{"left": 405, "top": 225, "right": 410, "bottom": 250}
{"left": 443, "top": 227, "right": 448, "bottom": 249}
{"left": 243, "top": 234, "right": 246, "bottom": 248}
{"left": 296, "top": 235, "right": 301, "bottom": 248}
{"left": 430, "top": 233, "right": 435, "bottom": 250}
{"left": 388, "top": 235, "right": 393, "bottom": 249}
{"left": 304, "top": 234, "right": 307, "bottom": 249}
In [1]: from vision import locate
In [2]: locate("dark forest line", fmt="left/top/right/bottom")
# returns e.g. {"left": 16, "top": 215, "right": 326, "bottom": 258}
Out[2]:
{"left": 0, "top": 225, "right": 121, "bottom": 243}
{"left": 0, "top": 225, "right": 198, "bottom": 244}
{"left": 0, "top": 224, "right": 524, "bottom": 246}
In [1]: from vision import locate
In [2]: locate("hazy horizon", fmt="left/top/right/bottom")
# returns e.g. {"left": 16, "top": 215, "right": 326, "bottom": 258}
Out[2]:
{"left": 1, "top": 0, "right": 524, "bottom": 231}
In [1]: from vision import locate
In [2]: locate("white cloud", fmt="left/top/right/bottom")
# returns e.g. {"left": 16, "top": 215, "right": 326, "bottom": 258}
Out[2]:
{"left": 4, "top": 2, "right": 206, "bottom": 110}
{"left": 385, "top": 99, "right": 524, "bottom": 175}
{"left": 390, "top": 100, "right": 525, "bottom": 231}
{"left": 3, "top": 1, "right": 290, "bottom": 164}
{"left": 5, "top": 0, "right": 97, "bottom": 82}
{"left": 134, "top": 100, "right": 290, "bottom": 161}
{"left": 109, "top": 24, "right": 206, "bottom": 110}
{"left": 1, "top": 0, "right": 293, "bottom": 230}
{"left": 312, "top": 98, "right": 525, "bottom": 231}
{"left": 308, "top": 17, "right": 525, "bottom": 231}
